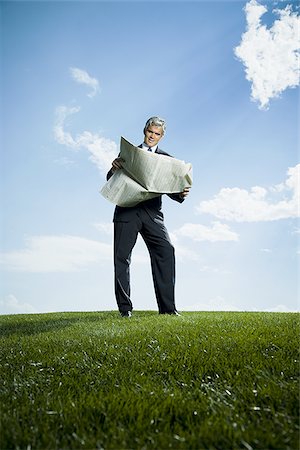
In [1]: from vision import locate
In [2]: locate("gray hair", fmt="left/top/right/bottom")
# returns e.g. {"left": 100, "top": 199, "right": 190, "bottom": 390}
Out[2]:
{"left": 144, "top": 116, "right": 166, "bottom": 135}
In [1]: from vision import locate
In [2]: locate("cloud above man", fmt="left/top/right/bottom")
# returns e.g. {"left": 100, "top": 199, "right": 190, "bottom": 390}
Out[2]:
{"left": 54, "top": 68, "right": 117, "bottom": 174}
{"left": 198, "top": 164, "right": 299, "bottom": 222}
{"left": 235, "top": 0, "right": 300, "bottom": 109}
{"left": 54, "top": 105, "right": 118, "bottom": 174}
{"left": 70, "top": 67, "right": 100, "bottom": 98}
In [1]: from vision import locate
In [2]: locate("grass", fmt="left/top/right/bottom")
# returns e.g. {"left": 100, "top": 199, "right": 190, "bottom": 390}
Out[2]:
{"left": 0, "top": 311, "right": 299, "bottom": 450}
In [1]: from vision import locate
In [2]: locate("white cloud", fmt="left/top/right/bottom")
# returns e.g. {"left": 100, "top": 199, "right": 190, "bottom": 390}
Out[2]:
{"left": 54, "top": 105, "right": 81, "bottom": 147}
{"left": 70, "top": 67, "right": 100, "bottom": 97}
{"left": 0, "top": 294, "right": 37, "bottom": 315}
{"left": 234, "top": 0, "right": 300, "bottom": 109}
{"left": 76, "top": 130, "right": 118, "bottom": 174}
{"left": 54, "top": 105, "right": 118, "bottom": 175}
{"left": 93, "top": 222, "right": 113, "bottom": 235}
{"left": 198, "top": 164, "right": 299, "bottom": 222}
{"left": 173, "top": 222, "right": 239, "bottom": 242}
{"left": 0, "top": 235, "right": 112, "bottom": 273}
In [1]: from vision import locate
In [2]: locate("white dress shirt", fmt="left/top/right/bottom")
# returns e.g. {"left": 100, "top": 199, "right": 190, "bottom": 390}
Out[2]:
{"left": 141, "top": 143, "right": 158, "bottom": 152}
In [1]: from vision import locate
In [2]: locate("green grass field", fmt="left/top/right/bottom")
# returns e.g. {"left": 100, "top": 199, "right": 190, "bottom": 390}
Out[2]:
{"left": 0, "top": 311, "right": 299, "bottom": 450}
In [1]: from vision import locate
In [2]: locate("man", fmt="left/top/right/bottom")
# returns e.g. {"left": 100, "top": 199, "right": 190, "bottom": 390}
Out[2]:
{"left": 107, "top": 116, "right": 190, "bottom": 317}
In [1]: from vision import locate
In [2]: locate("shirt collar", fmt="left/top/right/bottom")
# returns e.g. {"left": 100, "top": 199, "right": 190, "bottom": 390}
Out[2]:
{"left": 141, "top": 143, "right": 158, "bottom": 152}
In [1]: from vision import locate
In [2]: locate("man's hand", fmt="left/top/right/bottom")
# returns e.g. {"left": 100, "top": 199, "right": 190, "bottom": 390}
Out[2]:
{"left": 111, "top": 157, "right": 124, "bottom": 172}
{"left": 179, "top": 187, "right": 190, "bottom": 199}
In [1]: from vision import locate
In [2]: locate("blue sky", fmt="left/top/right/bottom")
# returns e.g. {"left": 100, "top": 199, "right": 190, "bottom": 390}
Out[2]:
{"left": 1, "top": 0, "right": 299, "bottom": 314}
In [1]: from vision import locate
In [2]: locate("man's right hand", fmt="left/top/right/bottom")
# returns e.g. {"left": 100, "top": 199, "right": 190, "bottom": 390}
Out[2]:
{"left": 111, "top": 157, "right": 124, "bottom": 172}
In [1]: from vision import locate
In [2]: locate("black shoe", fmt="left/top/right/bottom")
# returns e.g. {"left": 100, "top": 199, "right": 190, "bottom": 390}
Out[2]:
{"left": 160, "top": 311, "right": 181, "bottom": 316}
{"left": 120, "top": 311, "right": 132, "bottom": 318}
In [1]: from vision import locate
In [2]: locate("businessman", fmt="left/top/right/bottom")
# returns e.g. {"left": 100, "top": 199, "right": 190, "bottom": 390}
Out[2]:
{"left": 107, "top": 116, "right": 190, "bottom": 317}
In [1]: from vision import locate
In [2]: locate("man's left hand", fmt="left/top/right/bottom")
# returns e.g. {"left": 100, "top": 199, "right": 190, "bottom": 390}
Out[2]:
{"left": 180, "top": 187, "right": 190, "bottom": 199}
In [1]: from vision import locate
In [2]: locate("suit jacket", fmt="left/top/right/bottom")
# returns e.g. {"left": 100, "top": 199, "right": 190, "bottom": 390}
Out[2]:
{"left": 106, "top": 147, "right": 184, "bottom": 222}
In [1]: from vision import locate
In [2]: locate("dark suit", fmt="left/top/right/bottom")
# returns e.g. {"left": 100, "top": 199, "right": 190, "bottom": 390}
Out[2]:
{"left": 107, "top": 147, "right": 184, "bottom": 314}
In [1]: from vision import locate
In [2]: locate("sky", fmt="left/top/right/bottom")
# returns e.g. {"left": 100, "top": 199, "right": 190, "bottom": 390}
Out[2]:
{"left": 1, "top": 0, "right": 299, "bottom": 315}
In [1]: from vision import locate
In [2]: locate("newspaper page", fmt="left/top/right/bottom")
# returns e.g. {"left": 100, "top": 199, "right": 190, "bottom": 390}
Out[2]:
{"left": 100, "top": 137, "right": 193, "bottom": 207}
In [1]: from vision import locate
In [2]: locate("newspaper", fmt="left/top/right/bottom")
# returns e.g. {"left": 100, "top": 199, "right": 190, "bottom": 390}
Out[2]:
{"left": 100, "top": 137, "right": 193, "bottom": 207}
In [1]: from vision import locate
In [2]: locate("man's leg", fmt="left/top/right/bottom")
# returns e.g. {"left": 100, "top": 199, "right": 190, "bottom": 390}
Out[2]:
{"left": 140, "top": 214, "right": 176, "bottom": 313}
{"left": 114, "top": 220, "right": 140, "bottom": 313}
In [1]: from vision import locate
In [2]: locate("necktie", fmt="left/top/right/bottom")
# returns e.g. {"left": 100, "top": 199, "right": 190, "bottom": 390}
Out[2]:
{"left": 148, "top": 147, "right": 152, "bottom": 152}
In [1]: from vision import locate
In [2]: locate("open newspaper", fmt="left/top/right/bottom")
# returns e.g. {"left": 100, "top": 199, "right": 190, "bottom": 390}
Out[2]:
{"left": 100, "top": 137, "right": 193, "bottom": 207}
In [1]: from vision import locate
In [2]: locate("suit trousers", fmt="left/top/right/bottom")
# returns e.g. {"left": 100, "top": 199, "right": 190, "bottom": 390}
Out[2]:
{"left": 114, "top": 208, "right": 176, "bottom": 313}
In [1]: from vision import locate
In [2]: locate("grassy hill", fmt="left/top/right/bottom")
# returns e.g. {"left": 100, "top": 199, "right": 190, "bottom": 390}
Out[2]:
{"left": 0, "top": 311, "right": 299, "bottom": 449}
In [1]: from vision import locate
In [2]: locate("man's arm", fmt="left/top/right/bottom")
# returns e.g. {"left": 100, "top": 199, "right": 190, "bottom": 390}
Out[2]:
{"left": 156, "top": 149, "right": 190, "bottom": 203}
{"left": 106, "top": 157, "right": 124, "bottom": 181}
{"left": 168, "top": 187, "right": 190, "bottom": 203}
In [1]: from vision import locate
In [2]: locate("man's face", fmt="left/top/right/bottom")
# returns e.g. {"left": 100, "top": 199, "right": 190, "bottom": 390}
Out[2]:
{"left": 144, "top": 125, "right": 164, "bottom": 147}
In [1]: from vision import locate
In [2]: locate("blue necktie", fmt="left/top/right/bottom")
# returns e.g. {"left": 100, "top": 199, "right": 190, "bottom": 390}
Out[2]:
{"left": 147, "top": 147, "right": 152, "bottom": 152}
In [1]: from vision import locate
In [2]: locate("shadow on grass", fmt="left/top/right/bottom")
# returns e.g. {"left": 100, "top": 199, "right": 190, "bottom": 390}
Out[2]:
{"left": 0, "top": 311, "right": 117, "bottom": 337}
{"left": 0, "top": 310, "right": 160, "bottom": 337}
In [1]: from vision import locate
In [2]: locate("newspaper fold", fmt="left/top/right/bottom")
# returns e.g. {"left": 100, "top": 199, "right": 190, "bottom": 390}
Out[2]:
{"left": 100, "top": 137, "right": 193, "bottom": 207}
